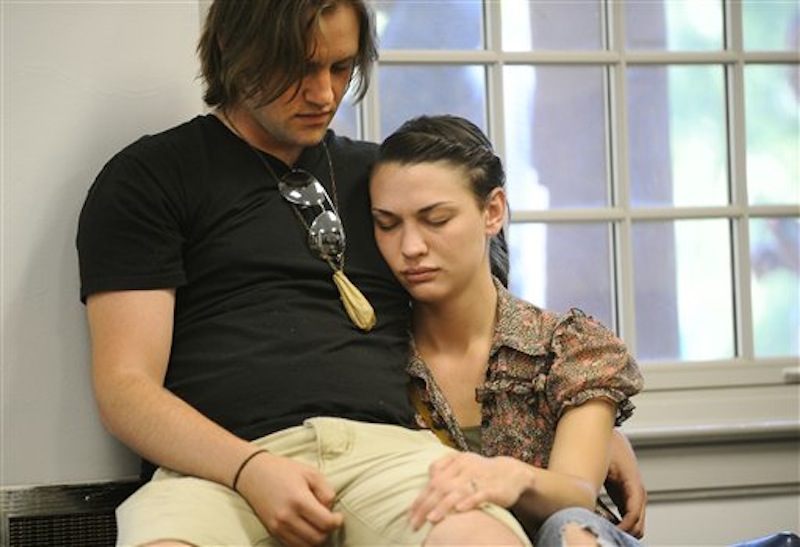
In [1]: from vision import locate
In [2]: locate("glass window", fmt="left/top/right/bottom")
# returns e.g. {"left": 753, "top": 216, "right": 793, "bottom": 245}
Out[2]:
{"left": 743, "top": 0, "right": 800, "bottom": 51}
{"left": 501, "top": 0, "right": 604, "bottom": 51}
{"left": 750, "top": 217, "right": 800, "bottom": 358}
{"left": 330, "top": 88, "right": 359, "bottom": 139}
{"left": 378, "top": 65, "right": 487, "bottom": 137}
{"left": 627, "top": 65, "right": 729, "bottom": 208}
{"left": 370, "top": 0, "right": 800, "bottom": 382}
{"left": 626, "top": 0, "right": 723, "bottom": 51}
{"left": 373, "top": 0, "right": 484, "bottom": 50}
{"left": 504, "top": 65, "right": 610, "bottom": 210}
{"left": 632, "top": 219, "right": 735, "bottom": 361}
{"left": 745, "top": 64, "right": 800, "bottom": 206}
{"left": 509, "top": 222, "right": 615, "bottom": 329}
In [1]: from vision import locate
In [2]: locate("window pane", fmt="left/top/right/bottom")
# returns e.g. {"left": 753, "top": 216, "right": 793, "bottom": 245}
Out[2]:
{"left": 509, "top": 222, "right": 614, "bottom": 329}
{"left": 745, "top": 64, "right": 800, "bottom": 206}
{"left": 743, "top": 0, "right": 800, "bottom": 51}
{"left": 378, "top": 65, "right": 487, "bottom": 137}
{"left": 330, "top": 90, "right": 359, "bottom": 139}
{"left": 501, "top": 0, "right": 603, "bottom": 51}
{"left": 373, "top": 0, "right": 483, "bottom": 50}
{"left": 504, "top": 65, "right": 608, "bottom": 210}
{"left": 626, "top": 0, "right": 723, "bottom": 51}
{"left": 633, "top": 219, "right": 735, "bottom": 361}
{"left": 750, "top": 217, "right": 800, "bottom": 358}
{"left": 627, "top": 65, "right": 728, "bottom": 207}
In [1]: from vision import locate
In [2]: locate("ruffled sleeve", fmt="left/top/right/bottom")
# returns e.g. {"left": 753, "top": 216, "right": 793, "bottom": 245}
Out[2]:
{"left": 545, "top": 309, "right": 643, "bottom": 425}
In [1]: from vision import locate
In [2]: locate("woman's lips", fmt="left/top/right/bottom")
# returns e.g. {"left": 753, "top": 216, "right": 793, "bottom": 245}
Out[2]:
{"left": 402, "top": 267, "right": 438, "bottom": 284}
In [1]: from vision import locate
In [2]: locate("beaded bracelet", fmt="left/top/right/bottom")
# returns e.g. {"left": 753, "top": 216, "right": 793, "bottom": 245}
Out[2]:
{"left": 232, "top": 449, "right": 269, "bottom": 492}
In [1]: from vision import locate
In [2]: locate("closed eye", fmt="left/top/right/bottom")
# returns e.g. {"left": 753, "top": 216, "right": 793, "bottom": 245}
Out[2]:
{"left": 332, "top": 60, "right": 355, "bottom": 75}
{"left": 372, "top": 211, "right": 399, "bottom": 231}
{"left": 425, "top": 216, "right": 450, "bottom": 227}
{"left": 418, "top": 202, "right": 457, "bottom": 228}
{"left": 374, "top": 220, "right": 399, "bottom": 231}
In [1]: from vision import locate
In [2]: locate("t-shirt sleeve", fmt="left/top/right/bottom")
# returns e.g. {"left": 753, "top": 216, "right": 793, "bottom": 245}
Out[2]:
{"left": 76, "top": 147, "right": 187, "bottom": 302}
{"left": 545, "top": 309, "right": 644, "bottom": 425}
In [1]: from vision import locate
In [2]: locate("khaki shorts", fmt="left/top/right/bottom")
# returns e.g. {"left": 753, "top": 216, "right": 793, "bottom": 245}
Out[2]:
{"left": 117, "top": 418, "right": 530, "bottom": 546}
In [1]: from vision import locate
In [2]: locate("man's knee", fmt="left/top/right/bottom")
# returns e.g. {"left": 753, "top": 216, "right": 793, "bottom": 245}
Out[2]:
{"left": 424, "top": 510, "right": 525, "bottom": 546}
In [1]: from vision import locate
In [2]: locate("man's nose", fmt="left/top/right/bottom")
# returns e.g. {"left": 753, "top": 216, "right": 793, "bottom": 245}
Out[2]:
{"left": 304, "top": 69, "right": 334, "bottom": 106}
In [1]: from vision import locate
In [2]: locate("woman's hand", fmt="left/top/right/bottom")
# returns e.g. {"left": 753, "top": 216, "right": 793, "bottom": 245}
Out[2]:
{"left": 605, "top": 429, "right": 647, "bottom": 538}
{"left": 408, "top": 452, "right": 528, "bottom": 531}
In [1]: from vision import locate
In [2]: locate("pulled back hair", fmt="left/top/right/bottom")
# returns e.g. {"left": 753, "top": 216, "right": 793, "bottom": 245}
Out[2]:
{"left": 376, "top": 115, "right": 511, "bottom": 287}
{"left": 198, "top": 0, "right": 378, "bottom": 109}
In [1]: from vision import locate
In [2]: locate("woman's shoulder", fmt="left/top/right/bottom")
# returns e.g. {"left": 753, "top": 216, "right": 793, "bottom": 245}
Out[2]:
{"left": 495, "top": 281, "right": 567, "bottom": 341}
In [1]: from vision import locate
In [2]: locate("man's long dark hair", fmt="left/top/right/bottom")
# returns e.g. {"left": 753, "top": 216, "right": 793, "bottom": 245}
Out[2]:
{"left": 197, "top": 0, "right": 378, "bottom": 109}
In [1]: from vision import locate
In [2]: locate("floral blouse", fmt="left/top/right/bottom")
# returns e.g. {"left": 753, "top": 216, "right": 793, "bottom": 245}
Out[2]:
{"left": 407, "top": 278, "right": 644, "bottom": 470}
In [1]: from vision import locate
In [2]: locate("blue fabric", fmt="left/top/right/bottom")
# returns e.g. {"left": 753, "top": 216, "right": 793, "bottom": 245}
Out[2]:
{"left": 534, "top": 507, "right": 642, "bottom": 546}
{"left": 731, "top": 532, "right": 800, "bottom": 547}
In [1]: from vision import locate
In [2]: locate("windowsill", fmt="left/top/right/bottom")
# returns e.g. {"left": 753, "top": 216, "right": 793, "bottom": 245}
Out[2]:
{"left": 636, "top": 358, "right": 799, "bottom": 391}
{"left": 622, "top": 381, "right": 800, "bottom": 447}
{"left": 626, "top": 419, "right": 799, "bottom": 448}
{"left": 620, "top": 382, "right": 799, "bottom": 495}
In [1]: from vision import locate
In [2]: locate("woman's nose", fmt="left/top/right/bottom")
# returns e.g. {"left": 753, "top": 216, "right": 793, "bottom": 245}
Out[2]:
{"left": 400, "top": 225, "right": 427, "bottom": 258}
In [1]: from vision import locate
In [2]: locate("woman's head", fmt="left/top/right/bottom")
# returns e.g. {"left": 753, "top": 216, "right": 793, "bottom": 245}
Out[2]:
{"left": 376, "top": 115, "right": 505, "bottom": 208}
{"left": 370, "top": 115, "right": 510, "bottom": 302}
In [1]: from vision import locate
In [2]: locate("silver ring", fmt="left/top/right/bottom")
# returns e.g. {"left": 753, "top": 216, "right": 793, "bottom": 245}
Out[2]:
{"left": 469, "top": 478, "right": 479, "bottom": 493}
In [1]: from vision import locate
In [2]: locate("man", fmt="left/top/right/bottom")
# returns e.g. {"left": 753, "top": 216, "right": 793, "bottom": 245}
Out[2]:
{"left": 77, "top": 1, "right": 644, "bottom": 545}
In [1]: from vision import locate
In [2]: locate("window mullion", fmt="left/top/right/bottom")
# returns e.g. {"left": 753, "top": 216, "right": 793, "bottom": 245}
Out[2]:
{"left": 608, "top": 0, "right": 637, "bottom": 350}
{"left": 726, "top": 0, "right": 755, "bottom": 360}
{"left": 360, "top": 73, "right": 381, "bottom": 143}
{"left": 483, "top": 0, "right": 504, "bottom": 156}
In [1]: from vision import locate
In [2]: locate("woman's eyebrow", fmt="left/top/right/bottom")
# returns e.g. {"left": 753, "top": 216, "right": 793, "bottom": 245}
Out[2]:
{"left": 372, "top": 201, "right": 456, "bottom": 216}
{"left": 418, "top": 202, "right": 455, "bottom": 214}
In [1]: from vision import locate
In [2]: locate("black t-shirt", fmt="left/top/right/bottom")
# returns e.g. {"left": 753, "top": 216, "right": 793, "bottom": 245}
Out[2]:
{"left": 77, "top": 115, "right": 416, "bottom": 449}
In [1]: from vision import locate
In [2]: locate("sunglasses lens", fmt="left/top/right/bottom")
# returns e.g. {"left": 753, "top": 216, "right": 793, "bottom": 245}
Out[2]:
{"left": 281, "top": 170, "right": 313, "bottom": 188}
{"left": 308, "top": 211, "right": 345, "bottom": 261}
{"left": 279, "top": 169, "right": 346, "bottom": 263}
{"left": 279, "top": 181, "right": 327, "bottom": 208}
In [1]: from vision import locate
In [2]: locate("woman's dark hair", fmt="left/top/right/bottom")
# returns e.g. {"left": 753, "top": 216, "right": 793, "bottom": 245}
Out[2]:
{"left": 197, "top": 0, "right": 378, "bottom": 109}
{"left": 375, "top": 115, "right": 510, "bottom": 286}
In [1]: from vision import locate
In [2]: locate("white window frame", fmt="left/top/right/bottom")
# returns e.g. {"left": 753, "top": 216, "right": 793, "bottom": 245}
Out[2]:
{"left": 359, "top": 0, "right": 799, "bottom": 394}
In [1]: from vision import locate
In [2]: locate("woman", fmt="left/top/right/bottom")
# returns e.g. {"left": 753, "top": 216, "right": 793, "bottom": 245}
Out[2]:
{"left": 369, "top": 115, "right": 644, "bottom": 545}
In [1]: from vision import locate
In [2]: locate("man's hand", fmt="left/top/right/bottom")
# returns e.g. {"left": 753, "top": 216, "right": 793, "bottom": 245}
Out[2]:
{"left": 605, "top": 429, "right": 646, "bottom": 538}
{"left": 236, "top": 451, "right": 343, "bottom": 546}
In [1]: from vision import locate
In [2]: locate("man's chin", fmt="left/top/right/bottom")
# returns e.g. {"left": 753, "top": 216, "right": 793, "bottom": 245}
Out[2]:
{"left": 297, "top": 127, "right": 329, "bottom": 147}
{"left": 295, "top": 117, "right": 332, "bottom": 138}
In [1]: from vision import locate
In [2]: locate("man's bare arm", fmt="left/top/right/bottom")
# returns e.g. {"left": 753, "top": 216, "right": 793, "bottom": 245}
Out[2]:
{"left": 87, "top": 289, "right": 343, "bottom": 546}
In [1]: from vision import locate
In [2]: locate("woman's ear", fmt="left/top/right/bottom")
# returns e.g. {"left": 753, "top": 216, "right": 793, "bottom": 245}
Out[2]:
{"left": 484, "top": 187, "right": 507, "bottom": 236}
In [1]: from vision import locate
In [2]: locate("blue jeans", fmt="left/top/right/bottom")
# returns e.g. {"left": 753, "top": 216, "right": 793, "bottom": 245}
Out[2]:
{"left": 535, "top": 507, "right": 642, "bottom": 546}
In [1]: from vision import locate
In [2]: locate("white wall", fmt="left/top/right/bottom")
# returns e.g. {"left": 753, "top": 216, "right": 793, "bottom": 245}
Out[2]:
{"left": 2, "top": 0, "right": 204, "bottom": 486}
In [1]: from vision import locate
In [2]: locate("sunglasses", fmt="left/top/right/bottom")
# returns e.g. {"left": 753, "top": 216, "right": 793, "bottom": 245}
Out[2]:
{"left": 278, "top": 169, "right": 346, "bottom": 265}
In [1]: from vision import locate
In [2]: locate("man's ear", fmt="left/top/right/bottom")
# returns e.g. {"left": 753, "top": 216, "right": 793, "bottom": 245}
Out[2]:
{"left": 485, "top": 187, "right": 507, "bottom": 236}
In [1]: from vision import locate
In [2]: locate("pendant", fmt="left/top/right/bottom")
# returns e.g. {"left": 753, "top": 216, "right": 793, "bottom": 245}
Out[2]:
{"left": 332, "top": 269, "right": 377, "bottom": 331}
